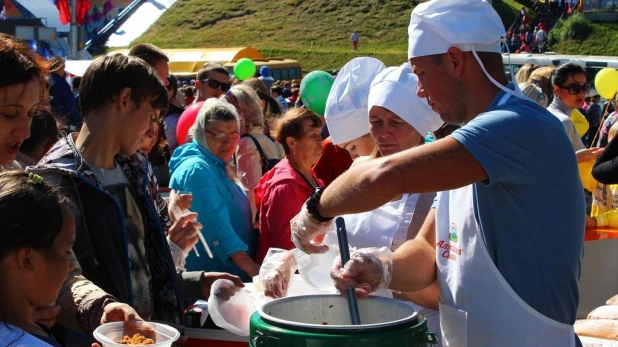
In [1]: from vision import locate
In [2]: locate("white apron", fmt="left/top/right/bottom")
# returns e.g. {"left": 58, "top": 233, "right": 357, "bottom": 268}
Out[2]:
{"left": 342, "top": 193, "right": 442, "bottom": 345}
{"left": 297, "top": 193, "right": 441, "bottom": 343}
{"left": 434, "top": 93, "right": 576, "bottom": 347}
{"left": 343, "top": 194, "right": 416, "bottom": 250}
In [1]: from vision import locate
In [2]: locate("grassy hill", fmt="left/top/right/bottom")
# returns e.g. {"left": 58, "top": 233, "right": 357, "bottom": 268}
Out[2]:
{"left": 133, "top": 0, "right": 528, "bottom": 71}
{"left": 550, "top": 21, "right": 618, "bottom": 56}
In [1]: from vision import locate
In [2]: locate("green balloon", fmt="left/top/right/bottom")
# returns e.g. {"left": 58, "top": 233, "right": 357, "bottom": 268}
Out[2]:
{"left": 300, "top": 71, "right": 335, "bottom": 117}
{"left": 234, "top": 58, "right": 256, "bottom": 81}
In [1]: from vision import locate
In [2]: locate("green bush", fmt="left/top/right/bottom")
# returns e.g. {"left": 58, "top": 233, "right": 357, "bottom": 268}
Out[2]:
{"left": 567, "top": 14, "right": 593, "bottom": 40}
{"left": 548, "top": 14, "right": 592, "bottom": 47}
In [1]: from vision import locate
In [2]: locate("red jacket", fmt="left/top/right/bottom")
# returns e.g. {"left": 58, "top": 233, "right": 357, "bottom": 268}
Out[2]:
{"left": 311, "top": 137, "right": 353, "bottom": 187}
{"left": 254, "top": 159, "right": 323, "bottom": 263}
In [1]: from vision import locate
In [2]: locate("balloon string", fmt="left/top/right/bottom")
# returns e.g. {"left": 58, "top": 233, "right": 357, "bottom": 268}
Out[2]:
{"left": 589, "top": 97, "right": 615, "bottom": 148}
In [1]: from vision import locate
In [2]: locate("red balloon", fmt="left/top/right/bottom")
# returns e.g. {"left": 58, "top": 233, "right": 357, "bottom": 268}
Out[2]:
{"left": 176, "top": 101, "right": 204, "bottom": 146}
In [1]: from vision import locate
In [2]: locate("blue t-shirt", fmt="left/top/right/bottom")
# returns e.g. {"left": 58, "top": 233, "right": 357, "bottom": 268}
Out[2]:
{"left": 450, "top": 88, "right": 585, "bottom": 325}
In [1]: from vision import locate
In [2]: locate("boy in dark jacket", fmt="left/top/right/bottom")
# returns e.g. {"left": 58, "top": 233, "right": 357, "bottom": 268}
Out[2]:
{"left": 31, "top": 54, "right": 241, "bottom": 332}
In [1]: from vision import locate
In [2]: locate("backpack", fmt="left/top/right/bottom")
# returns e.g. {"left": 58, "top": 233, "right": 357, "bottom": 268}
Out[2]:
{"left": 241, "top": 134, "right": 280, "bottom": 175}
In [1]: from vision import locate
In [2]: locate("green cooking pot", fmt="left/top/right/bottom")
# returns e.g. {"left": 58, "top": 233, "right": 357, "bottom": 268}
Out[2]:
{"left": 250, "top": 294, "right": 438, "bottom": 347}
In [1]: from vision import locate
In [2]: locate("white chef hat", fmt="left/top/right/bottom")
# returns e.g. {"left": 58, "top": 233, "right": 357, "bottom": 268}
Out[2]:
{"left": 408, "top": 0, "right": 506, "bottom": 59}
{"left": 325, "top": 57, "right": 386, "bottom": 145}
{"left": 368, "top": 63, "right": 443, "bottom": 137}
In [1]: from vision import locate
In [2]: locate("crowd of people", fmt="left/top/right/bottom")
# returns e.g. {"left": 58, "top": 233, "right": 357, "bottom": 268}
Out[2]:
{"left": 505, "top": 7, "right": 550, "bottom": 54}
{"left": 174, "top": 72, "right": 301, "bottom": 118}
{"left": 504, "top": 1, "right": 583, "bottom": 55}
{"left": 1, "top": 0, "right": 618, "bottom": 345}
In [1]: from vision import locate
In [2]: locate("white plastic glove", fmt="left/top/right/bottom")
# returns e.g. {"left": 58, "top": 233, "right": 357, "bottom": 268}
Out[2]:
{"left": 290, "top": 204, "right": 333, "bottom": 254}
{"left": 330, "top": 247, "right": 393, "bottom": 298}
{"left": 259, "top": 249, "right": 298, "bottom": 298}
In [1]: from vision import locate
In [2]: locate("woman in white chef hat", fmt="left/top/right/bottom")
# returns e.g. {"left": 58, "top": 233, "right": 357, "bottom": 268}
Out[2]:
{"left": 324, "top": 57, "right": 385, "bottom": 160}
{"left": 259, "top": 63, "right": 444, "bottom": 343}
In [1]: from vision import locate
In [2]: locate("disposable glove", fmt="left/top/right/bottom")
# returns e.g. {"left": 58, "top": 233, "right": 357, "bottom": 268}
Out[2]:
{"left": 330, "top": 247, "right": 393, "bottom": 298}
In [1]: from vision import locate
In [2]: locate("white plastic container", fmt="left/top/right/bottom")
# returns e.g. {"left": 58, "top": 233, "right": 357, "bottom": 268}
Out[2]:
{"left": 93, "top": 321, "right": 180, "bottom": 347}
{"left": 295, "top": 231, "right": 340, "bottom": 292}
{"left": 208, "top": 279, "right": 257, "bottom": 336}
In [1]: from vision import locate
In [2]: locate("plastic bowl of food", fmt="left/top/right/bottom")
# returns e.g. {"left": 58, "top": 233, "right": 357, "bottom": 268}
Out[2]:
{"left": 93, "top": 321, "right": 180, "bottom": 347}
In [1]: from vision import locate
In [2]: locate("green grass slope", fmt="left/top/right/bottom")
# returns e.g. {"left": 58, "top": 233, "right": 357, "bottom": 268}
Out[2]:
{"left": 134, "top": 0, "right": 526, "bottom": 71}
{"left": 551, "top": 22, "right": 618, "bottom": 56}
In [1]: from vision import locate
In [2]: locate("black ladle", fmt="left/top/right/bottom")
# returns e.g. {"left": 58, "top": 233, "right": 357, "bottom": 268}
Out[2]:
{"left": 336, "top": 217, "right": 361, "bottom": 325}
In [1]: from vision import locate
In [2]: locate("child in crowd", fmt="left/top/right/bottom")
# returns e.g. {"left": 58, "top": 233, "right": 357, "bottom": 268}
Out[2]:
{"left": 0, "top": 171, "right": 142, "bottom": 346}
{"left": 0, "top": 171, "right": 72, "bottom": 347}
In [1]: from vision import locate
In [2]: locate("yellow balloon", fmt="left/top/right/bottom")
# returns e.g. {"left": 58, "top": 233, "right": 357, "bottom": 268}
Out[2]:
{"left": 570, "top": 109, "right": 589, "bottom": 138}
{"left": 595, "top": 68, "right": 618, "bottom": 99}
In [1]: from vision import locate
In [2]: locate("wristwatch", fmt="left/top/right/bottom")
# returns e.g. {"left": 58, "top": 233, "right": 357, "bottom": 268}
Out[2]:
{"left": 306, "top": 186, "right": 334, "bottom": 223}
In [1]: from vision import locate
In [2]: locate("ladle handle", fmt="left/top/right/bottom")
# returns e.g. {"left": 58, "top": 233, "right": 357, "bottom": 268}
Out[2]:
{"left": 336, "top": 217, "right": 361, "bottom": 325}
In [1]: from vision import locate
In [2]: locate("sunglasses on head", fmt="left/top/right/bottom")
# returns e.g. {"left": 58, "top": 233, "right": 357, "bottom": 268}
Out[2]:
{"left": 560, "top": 83, "right": 591, "bottom": 95}
{"left": 201, "top": 78, "right": 230, "bottom": 92}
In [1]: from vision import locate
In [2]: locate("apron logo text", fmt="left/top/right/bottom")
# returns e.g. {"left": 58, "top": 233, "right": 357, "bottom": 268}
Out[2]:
{"left": 436, "top": 240, "right": 464, "bottom": 261}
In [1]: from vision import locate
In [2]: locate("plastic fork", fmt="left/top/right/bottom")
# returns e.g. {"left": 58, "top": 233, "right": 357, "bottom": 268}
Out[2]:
{"left": 170, "top": 204, "right": 213, "bottom": 258}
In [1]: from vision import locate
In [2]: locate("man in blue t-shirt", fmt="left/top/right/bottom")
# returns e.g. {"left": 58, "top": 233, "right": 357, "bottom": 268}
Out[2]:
{"left": 289, "top": 0, "right": 584, "bottom": 345}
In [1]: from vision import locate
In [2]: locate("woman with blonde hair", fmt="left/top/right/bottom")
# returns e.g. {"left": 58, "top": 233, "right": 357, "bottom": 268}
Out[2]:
{"left": 241, "top": 78, "right": 282, "bottom": 135}
{"left": 225, "top": 84, "right": 284, "bottom": 222}
{"left": 528, "top": 66, "right": 554, "bottom": 104}
{"left": 518, "top": 82, "right": 548, "bottom": 108}
{"left": 515, "top": 63, "right": 539, "bottom": 84}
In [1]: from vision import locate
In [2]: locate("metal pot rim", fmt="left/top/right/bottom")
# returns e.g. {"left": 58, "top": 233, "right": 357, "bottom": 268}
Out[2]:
{"left": 257, "top": 294, "right": 419, "bottom": 331}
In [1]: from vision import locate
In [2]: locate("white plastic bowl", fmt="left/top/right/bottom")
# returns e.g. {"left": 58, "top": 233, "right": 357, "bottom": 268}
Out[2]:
{"left": 93, "top": 321, "right": 180, "bottom": 347}
{"left": 208, "top": 279, "right": 256, "bottom": 336}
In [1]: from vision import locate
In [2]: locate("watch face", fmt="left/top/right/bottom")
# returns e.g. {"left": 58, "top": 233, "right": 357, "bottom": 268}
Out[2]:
{"left": 308, "top": 187, "right": 320, "bottom": 204}
{"left": 307, "top": 187, "right": 332, "bottom": 222}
